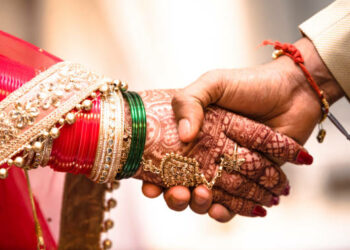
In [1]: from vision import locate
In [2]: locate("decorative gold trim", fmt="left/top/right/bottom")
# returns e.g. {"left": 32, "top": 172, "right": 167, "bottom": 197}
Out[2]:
{"left": 0, "top": 62, "right": 109, "bottom": 165}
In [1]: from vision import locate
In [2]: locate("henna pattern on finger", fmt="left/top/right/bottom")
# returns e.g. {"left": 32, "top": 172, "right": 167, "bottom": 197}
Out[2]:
{"left": 220, "top": 139, "right": 289, "bottom": 196}
{"left": 212, "top": 188, "right": 258, "bottom": 217}
{"left": 224, "top": 112, "right": 302, "bottom": 163}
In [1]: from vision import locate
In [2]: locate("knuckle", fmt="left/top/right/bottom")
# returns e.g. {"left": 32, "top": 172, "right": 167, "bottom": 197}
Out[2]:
{"left": 200, "top": 69, "right": 222, "bottom": 83}
{"left": 171, "top": 93, "right": 184, "bottom": 108}
{"left": 171, "top": 93, "right": 196, "bottom": 111}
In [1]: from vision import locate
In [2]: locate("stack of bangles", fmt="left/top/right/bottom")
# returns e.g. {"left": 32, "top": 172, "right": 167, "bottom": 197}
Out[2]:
{"left": 0, "top": 62, "right": 147, "bottom": 183}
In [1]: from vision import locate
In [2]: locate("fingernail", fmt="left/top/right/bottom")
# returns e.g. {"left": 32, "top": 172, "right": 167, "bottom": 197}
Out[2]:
{"left": 282, "top": 185, "right": 290, "bottom": 196}
{"left": 251, "top": 206, "right": 267, "bottom": 217}
{"left": 179, "top": 119, "right": 191, "bottom": 139}
{"left": 270, "top": 196, "right": 280, "bottom": 206}
{"left": 296, "top": 150, "right": 313, "bottom": 165}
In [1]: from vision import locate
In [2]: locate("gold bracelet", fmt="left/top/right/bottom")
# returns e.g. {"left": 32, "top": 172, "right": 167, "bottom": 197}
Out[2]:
{"left": 143, "top": 153, "right": 222, "bottom": 189}
{"left": 90, "top": 85, "right": 125, "bottom": 183}
{"left": 103, "top": 89, "right": 122, "bottom": 183}
{"left": 142, "top": 145, "right": 246, "bottom": 189}
{"left": 90, "top": 91, "right": 109, "bottom": 182}
{"left": 106, "top": 89, "right": 124, "bottom": 182}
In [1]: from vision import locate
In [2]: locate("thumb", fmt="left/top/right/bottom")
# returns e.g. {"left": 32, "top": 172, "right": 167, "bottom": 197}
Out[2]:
{"left": 172, "top": 70, "right": 225, "bottom": 142}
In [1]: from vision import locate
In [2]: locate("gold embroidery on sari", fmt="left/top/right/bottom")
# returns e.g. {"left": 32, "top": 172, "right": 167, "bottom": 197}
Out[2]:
{"left": 0, "top": 62, "right": 110, "bottom": 165}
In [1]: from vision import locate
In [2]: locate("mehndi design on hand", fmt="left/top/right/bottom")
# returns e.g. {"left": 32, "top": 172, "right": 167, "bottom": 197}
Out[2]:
{"left": 134, "top": 89, "right": 306, "bottom": 217}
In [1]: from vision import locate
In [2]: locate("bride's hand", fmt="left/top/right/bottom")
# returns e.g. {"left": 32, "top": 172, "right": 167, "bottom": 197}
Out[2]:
{"left": 132, "top": 89, "right": 311, "bottom": 220}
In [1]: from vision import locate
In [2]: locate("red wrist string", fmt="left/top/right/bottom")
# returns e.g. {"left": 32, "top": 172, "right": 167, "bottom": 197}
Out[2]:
{"left": 262, "top": 40, "right": 329, "bottom": 122}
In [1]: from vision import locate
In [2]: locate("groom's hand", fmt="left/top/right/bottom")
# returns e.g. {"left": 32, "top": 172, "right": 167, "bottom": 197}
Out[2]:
{"left": 172, "top": 38, "right": 343, "bottom": 145}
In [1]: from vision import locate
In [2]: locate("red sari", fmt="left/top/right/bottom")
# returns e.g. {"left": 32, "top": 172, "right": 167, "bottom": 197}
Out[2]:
{"left": 0, "top": 30, "right": 61, "bottom": 249}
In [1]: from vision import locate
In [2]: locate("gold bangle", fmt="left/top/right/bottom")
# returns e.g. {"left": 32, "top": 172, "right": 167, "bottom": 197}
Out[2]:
{"left": 106, "top": 89, "right": 124, "bottom": 182}
{"left": 90, "top": 92, "right": 108, "bottom": 182}
{"left": 103, "top": 90, "right": 121, "bottom": 183}
{"left": 97, "top": 90, "right": 115, "bottom": 183}
{"left": 90, "top": 86, "right": 125, "bottom": 183}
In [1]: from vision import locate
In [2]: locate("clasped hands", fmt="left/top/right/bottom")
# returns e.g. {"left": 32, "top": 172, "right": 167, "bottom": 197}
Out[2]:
{"left": 134, "top": 38, "right": 344, "bottom": 222}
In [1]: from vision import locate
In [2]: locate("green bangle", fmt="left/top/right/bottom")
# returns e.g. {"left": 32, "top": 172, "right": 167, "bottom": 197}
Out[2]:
{"left": 116, "top": 91, "right": 146, "bottom": 179}
{"left": 132, "top": 92, "right": 146, "bottom": 168}
{"left": 124, "top": 92, "right": 141, "bottom": 178}
{"left": 128, "top": 92, "right": 146, "bottom": 177}
{"left": 116, "top": 92, "right": 138, "bottom": 179}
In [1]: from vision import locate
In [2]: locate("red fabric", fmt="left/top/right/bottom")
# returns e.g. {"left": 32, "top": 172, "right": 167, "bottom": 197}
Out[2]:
{"left": 0, "top": 30, "right": 101, "bottom": 248}
{"left": 0, "top": 30, "right": 60, "bottom": 250}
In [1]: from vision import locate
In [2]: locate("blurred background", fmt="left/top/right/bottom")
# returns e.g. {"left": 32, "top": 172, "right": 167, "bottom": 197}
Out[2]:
{"left": 1, "top": 0, "right": 350, "bottom": 249}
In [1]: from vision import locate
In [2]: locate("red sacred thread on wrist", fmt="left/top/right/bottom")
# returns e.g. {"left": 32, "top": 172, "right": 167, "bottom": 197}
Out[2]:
{"left": 262, "top": 40, "right": 329, "bottom": 122}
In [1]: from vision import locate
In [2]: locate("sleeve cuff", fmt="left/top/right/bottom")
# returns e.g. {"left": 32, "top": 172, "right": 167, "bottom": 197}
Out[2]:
{"left": 299, "top": 0, "right": 350, "bottom": 98}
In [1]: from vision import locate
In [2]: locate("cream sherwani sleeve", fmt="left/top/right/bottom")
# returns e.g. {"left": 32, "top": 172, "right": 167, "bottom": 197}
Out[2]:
{"left": 299, "top": 0, "right": 350, "bottom": 97}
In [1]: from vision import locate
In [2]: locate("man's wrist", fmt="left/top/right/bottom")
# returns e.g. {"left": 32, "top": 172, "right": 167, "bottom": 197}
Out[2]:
{"left": 293, "top": 37, "right": 345, "bottom": 105}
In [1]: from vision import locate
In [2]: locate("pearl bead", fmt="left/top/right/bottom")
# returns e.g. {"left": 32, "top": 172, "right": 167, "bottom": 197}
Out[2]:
{"left": 14, "top": 157, "right": 24, "bottom": 168}
{"left": 75, "top": 104, "right": 82, "bottom": 110}
{"left": 103, "top": 239, "right": 112, "bottom": 249}
{"left": 113, "top": 80, "right": 121, "bottom": 90}
{"left": 90, "top": 92, "right": 97, "bottom": 98}
{"left": 120, "top": 81, "right": 128, "bottom": 91}
{"left": 33, "top": 141, "right": 43, "bottom": 153}
{"left": 65, "top": 113, "right": 76, "bottom": 125}
{"left": 99, "top": 84, "right": 109, "bottom": 94}
{"left": 7, "top": 159, "right": 13, "bottom": 166}
{"left": 42, "top": 130, "right": 50, "bottom": 138}
{"left": 50, "top": 127, "right": 60, "bottom": 139}
{"left": 82, "top": 99, "right": 92, "bottom": 111}
{"left": 58, "top": 118, "right": 65, "bottom": 125}
{"left": 25, "top": 145, "right": 32, "bottom": 151}
{"left": 0, "top": 168, "right": 8, "bottom": 179}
